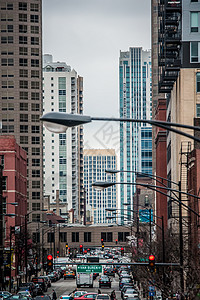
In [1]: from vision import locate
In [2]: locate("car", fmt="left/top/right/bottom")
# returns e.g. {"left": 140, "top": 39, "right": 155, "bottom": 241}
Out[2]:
{"left": 73, "top": 291, "right": 87, "bottom": 299}
{"left": 7, "top": 296, "right": 26, "bottom": 300}
{"left": 119, "top": 278, "right": 133, "bottom": 290}
{"left": 75, "top": 293, "right": 97, "bottom": 300}
{"left": 122, "top": 289, "right": 138, "bottom": 299}
{"left": 59, "top": 295, "right": 73, "bottom": 300}
{"left": 34, "top": 297, "right": 51, "bottom": 300}
{"left": 125, "top": 297, "right": 140, "bottom": 300}
{"left": 32, "top": 277, "right": 48, "bottom": 293}
{"left": 64, "top": 269, "right": 76, "bottom": 279}
{"left": 17, "top": 292, "right": 32, "bottom": 299}
{"left": 0, "top": 292, "right": 12, "bottom": 299}
{"left": 96, "top": 295, "right": 110, "bottom": 300}
{"left": 18, "top": 283, "right": 37, "bottom": 297}
{"left": 99, "top": 275, "right": 112, "bottom": 288}
{"left": 41, "top": 276, "right": 51, "bottom": 288}
{"left": 104, "top": 268, "right": 115, "bottom": 277}
{"left": 48, "top": 273, "right": 57, "bottom": 282}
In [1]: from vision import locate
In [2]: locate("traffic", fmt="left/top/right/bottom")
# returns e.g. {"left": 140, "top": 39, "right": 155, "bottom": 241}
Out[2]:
{"left": 0, "top": 248, "right": 162, "bottom": 300}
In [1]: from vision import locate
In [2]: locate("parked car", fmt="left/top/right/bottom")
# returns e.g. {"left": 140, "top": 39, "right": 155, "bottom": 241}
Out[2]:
{"left": 18, "top": 283, "right": 37, "bottom": 297}
{"left": 73, "top": 292, "right": 87, "bottom": 299}
{"left": 122, "top": 288, "right": 138, "bottom": 299}
{"left": 40, "top": 276, "right": 51, "bottom": 288}
{"left": 119, "top": 278, "right": 133, "bottom": 290}
{"left": 48, "top": 273, "right": 57, "bottom": 282}
{"left": 99, "top": 275, "right": 111, "bottom": 288}
{"left": 32, "top": 277, "right": 48, "bottom": 293}
{"left": 0, "top": 292, "right": 12, "bottom": 299}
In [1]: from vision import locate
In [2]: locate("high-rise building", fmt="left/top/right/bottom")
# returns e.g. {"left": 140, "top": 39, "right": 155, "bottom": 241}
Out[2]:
{"left": 0, "top": 1, "right": 43, "bottom": 225}
{"left": 119, "top": 47, "right": 152, "bottom": 221}
{"left": 83, "top": 149, "right": 117, "bottom": 224}
{"left": 138, "top": 126, "right": 152, "bottom": 174}
{"left": 43, "top": 54, "right": 84, "bottom": 222}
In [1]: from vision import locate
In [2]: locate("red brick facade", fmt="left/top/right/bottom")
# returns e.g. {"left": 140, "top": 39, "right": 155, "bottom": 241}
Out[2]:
{"left": 155, "top": 99, "right": 168, "bottom": 230}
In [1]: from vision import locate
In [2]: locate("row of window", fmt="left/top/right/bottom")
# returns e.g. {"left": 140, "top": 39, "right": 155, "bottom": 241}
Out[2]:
{"left": 1, "top": 47, "right": 39, "bottom": 56}
{"left": 0, "top": 3, "right": 39, "bottom": 11}
{"left": 2, "top": 114, "right": 40, "bottom": 122}
{"left": 2, "top": 58, "right": 39, "bottom": 67}
{"left": 2, "top": 80, "right": 40, "bottom": 89}
{"left": 1, "top": 24, "right": 39, "bottom": 34}
{"left": 1, "top": 36, "right": 39, "bottom": 44}
{"left": 45, "top": 231, "right": 130, "bottom": 243}
{"left": 1, "top": 92, "right": 40, "bottom": 101}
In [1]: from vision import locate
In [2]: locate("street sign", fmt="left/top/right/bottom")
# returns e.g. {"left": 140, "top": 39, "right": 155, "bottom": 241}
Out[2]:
{"left": 149, "top": 292, "right": 155, "bottom": 297}
{"left": 149, "top": 286, "right": 155, "bottom": 292}
{"left": 77, "top": 264, "right": 102, "bottom": 273}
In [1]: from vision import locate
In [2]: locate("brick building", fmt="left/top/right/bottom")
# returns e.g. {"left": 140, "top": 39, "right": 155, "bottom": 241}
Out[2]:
{"left": 0, "top": 135, "right": 27, "bottom": 285}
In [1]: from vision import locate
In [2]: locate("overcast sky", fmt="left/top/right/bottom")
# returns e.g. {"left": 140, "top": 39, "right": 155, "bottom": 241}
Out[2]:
{"left": 43, "top": 0, "right": 151, "bottom": 151}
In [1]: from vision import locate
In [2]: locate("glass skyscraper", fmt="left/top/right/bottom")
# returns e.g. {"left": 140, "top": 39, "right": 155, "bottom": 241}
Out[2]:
{"left": 119, "top": 47, "right": 152, "bottom": 222}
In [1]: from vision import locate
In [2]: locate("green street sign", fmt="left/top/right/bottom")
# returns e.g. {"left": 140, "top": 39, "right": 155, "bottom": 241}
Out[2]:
{"left": 77, "top": 264, "right": 102, "bottom": 273}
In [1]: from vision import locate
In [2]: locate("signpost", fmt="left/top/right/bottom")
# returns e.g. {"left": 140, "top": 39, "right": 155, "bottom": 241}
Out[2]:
{"left": 77, "top": 264, "right": 102, "bottom": 273}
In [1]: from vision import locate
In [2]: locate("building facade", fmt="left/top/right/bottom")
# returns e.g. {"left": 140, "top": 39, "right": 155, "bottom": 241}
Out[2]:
{"left": 0, "top": 0, "right": 43, "bottom": 225}
{"left": 43, "top": 54, "right": 84, "bottom": 222}
{"left": 119, "top": 47, "right": 152, "bottom": 221}
{"left": 0, "top": 135, "right": 27, "bottom": 286}
{"left": 83, "top": 149, "right": 117, "bottom": 224}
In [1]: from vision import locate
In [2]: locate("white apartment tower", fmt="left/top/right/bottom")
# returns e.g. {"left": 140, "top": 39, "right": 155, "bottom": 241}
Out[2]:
{"left": 43, "top": 54, "right": 84, "bottom": 222}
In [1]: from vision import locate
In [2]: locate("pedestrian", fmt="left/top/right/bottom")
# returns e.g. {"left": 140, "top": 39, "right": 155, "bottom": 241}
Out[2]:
{"left": 52, "top": 290, "right": 57, "bottom": 300}
{"left": 111, "top": 290, "right": 116, "bottom": 300}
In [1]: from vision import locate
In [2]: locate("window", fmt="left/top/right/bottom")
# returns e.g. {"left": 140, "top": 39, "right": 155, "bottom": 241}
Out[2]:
{"left": 32, "top": 191, "right": 40, "bottom": 199}
{"left": 31, "top": 125, "right": 40, "bottom": 133}
{"left": 20, "top": 136, "right": 28, "bottom": 144}
{"left": 19, "top": 36, "right": 27, "bottom": 44}
{"left": 101, "top": 232, "right": 113, "bottom": 242}
{"left": 32, "top": 181, "right": 40, "bottom": 188}
{"left": 19, "top": 47, "right": 28, "bottom": 55}
{"left": 84, "top": 232, "right": 91, "bottom": 242}
{"left": 20, "top": 91, "right": 28, "bottom": 100}
{"left": 20, "top": 125, "right": 28, "bottom": 133}
{"left": 19, "top": 58, "right": 28, "bottom": 66}
{"left": 31, "top": 59, "right": 39, "bottom": 67}
{"left": 72, "top": 232, "right": 79, "bottom": 242}
{"left": 31, "top": 48, "right": 39, "bottom": 56}
{"left": 19, "top": 80, "right": 28, "bottom": 89}
{"left": 1, "top": 58, "right": 13, "bottom": 66}
{"left": 31, "top": 26, "right": 39, "bottom": 34}
{"left": 2, "top": 103, "right": 14, "bottom": 111}
{"left": 19, "top": 2, "right": 27, "bottom": 10}
{"left": 30, "top": 3, "right": 39, "bottom": 11}
{"left": 59, "top": 232, "right": 67, "bottom": 242}
{"left": 191, "top": 42, "right": 200, "bottom": 62}
{"left": 20, "top": 69, "right": 28, "bottom": 77}
{"left": 31, "top": 37, "right": 39, "bottom": 45}
{"left": 30, "top": 15, "right": 39, "bottom": 23}
{"left": 1, "top": 24, "right": 13, "bottom": 32}
{"left": 32, "top": 148, "right": 40, "bottom": 156}
{"left": 191, "top": 12, "right": 198, "bottom": 32}
{"left": 1, "top": 36, "right": 13, "bottom": 43}
{"left": 2, "top": 125, "right": 14, "bottom": 133}
{"left": 47, "top": 232, "right": 54, "bottom": 243}
{"left": 32, "top": 214, "right": 40, "bottom": 222}
{"left": 32, "top": 136, "right": 40, "bottom": 144}
{"left": 20, "top": 103, "right": 28, "bottom": 111}
{"left": 31, "top": 81, "right": 39, "bottom": 89}
{"left": 196, "top": 104, "right": 200, "bottom": 117}
{"left": 32, "top": 170, "right": 40, "bottom": 177}
{"left": 19, "top": 24, "right": 27, "bottom": 33}
{"left": 31, "top": 70, "right": 39, "bottom": 78}
{"left": 19, "top": 14, "right": 27, "bottom": 22}
{"left": 20, "top": 114, "right": 28, "bottom": 122}
{"left": 118, "top": 232, "right": 129, "bottom": 242}
{"left": 31, "top": 115, "right": 40, "bottom": 122}
{"left": 197, "top": 73, "right": 200, "bottom": 92}
{"left": 31, "top": 92, "right": 40, "bottom": 100}
{"left": 32, "top": 103, "right": 40, "bottom": 111}
{"left": 1, "top": 80, "right": 14, "bottom": 88}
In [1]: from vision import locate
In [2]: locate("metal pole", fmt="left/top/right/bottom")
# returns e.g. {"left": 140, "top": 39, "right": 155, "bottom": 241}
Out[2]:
{"left": 149, "top": 209, "right": 152, "bottom": 254}
{"left": 25, "top": 215, "right": 28, "bottom": 283}
{"left": 9, "top": 226, "right": 12, "bottom": 293}
{"left": 179, "top": 181, "right": 184, "bottom": 296}
{"left": 161, "top": 216, "right": 166, "bottom": 298}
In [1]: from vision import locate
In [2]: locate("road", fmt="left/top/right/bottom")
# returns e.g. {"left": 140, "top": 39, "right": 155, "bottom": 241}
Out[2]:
{"left": 46, "top": 276, "right": 121, "bottom": 299}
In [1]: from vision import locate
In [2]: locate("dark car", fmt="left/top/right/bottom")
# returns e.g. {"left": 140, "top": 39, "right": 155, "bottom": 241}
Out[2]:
{"left": 0, "top": 292, "right": 12, "bottom": 299}
{"left": 99, "top": 275, "right": 111, "bottom": 288}
{"left": 35, "top": 296, "right": 51, "bottom": 300}
{"left": 32, "top": 277, "right": 48, "bottom": 293}
{"left": 104, "top": 268, "right": 115, "bottom": 277}
{"left": 48, "top": 273, "right": 57, "bottom": 282}
{"left": 7, "top": 296, "right": 25, "bottom": 300}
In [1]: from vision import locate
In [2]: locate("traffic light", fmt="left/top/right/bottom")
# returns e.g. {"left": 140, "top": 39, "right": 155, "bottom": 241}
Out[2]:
{"left": 66, "top": 243, "right": 68, "bottom": 255}
{"left": 148, "top": 254, "right": 155, "bottom": 273}
{"left": 47, "top": 254, "right": 53, "bottom": 273}
{"left": 101, "top": 238, "right": 104, "bottom": 244}
{"left": 115, "top": 239, "right": 118, "bottom": 245}
{"left": 80, "top": 244, "right": 83, "bottom": 254}
{"left": 57, "top": 250, "right": 59, "bottom": 257}
{"left": 102, "top": 242, "right": 104, "bottom": 250}
{"left": 121, "top": 247, "right": 124, "bottom": 256}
